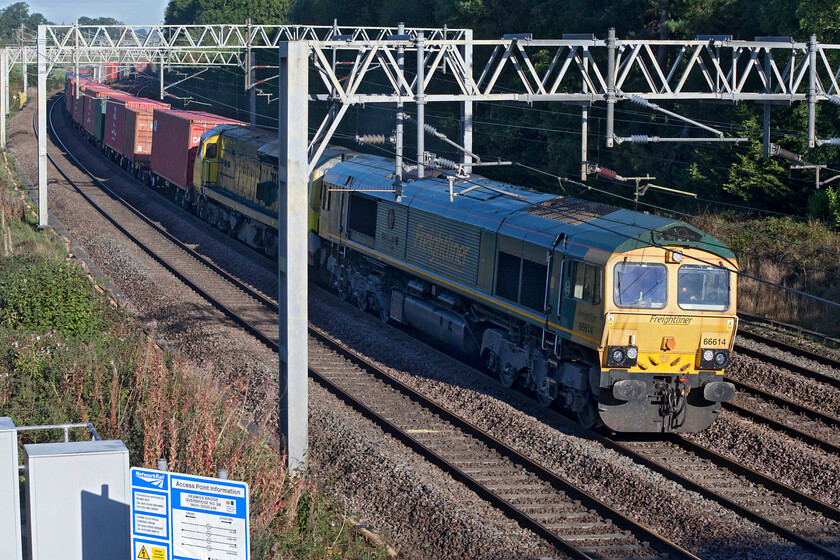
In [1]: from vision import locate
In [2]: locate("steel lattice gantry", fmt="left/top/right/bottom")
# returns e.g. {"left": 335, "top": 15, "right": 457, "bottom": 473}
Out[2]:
{"left": 28, "top": 24, "right": 840, "bottom": 468}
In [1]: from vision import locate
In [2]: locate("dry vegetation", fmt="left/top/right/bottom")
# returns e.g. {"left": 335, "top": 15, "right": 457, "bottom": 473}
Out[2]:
{"left": 0, "top": 155, "right": 382, "bottom": 559}
{"left": 692, "top": 212, "right": 840, "bottom": 336}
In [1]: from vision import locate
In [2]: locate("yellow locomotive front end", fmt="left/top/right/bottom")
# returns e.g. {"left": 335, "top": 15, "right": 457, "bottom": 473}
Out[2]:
{"left": 597, "top": 246, "right": 738, "bottom": 432}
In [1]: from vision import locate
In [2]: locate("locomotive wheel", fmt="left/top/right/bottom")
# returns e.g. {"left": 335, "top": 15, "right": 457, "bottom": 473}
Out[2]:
{"left": 537, "top": 391, "right": 555, "bottom": 408}
{"left": 337, "top": 283, "right": 351, "bottom": 302}
{"left": 484, "top": 351, "right": 500, "bottom": 376}
{"left": 576, "top": 400, "right": 601, "bottom": 429}
{"left": 379, "top": 306, "right": 390, "bottom": 323}
{"left": 498, "top": 364, "right": 518, "bottom": 389}
{"left": 356, "top": 293, "right": 368, "bottom": 311}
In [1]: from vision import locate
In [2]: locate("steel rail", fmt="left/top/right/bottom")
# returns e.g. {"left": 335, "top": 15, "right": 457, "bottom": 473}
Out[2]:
{"left": 733, "top": 339, "right": 840, "bottom": 390}
{"left": 722, "top": 400, "right": 840, "bottom": 456}
{"left": 603, "top": 434, "right": 840, "bottom": 560}
{"left": 726, "top": 378, "right": 840, "bottom": 433}
{"left": 43, "top": 93, "right": 693, "bottom": 560}
{"left": 44, "top": 88, "right": 840, "bottom": 559}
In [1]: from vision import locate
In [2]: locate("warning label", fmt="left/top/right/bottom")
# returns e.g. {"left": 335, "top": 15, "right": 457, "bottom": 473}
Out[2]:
{"left": 137, "top": 544, "right": 166, "bottom": 560}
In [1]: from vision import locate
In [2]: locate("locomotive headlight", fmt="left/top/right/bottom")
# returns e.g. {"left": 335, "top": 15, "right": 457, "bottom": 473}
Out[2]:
{"left": 607, "top": 345, "right": 638, "bottom": 368}
{"left": 699, "top": 349, "right": 730, "bottom": 370}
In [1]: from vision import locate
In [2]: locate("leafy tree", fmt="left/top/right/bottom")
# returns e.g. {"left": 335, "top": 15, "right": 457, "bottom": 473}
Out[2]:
{"left": 0, "top": 2, "right": 50, "bottom": 44}
{"left": 78, "top": 16, "right": 124, "bottom": 26}
{"left": 165, "top": 0, "right": 293, "bottom": 25}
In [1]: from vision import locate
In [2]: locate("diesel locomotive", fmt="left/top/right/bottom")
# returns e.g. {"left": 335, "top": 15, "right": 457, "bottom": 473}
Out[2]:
{"left": 191, "top": 126, "right": 738, "bottom": 433}
{"left": 65, "top": 75, "right": 739, "bottom": 433}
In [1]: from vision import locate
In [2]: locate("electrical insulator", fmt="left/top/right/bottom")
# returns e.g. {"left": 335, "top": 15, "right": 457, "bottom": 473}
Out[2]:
{"left": 773, "top": 145, "right": 802, "bottom": 162}
{"left": 828, "top": 95, "right": 840, "bottom": 106}
{"left": 825, "top": 138, "right": 840, "bottom": 146}
{"left": 627, "top": 94, "right": 653, "bottom": 108}
{"left": 434, "top": 157, "right": 458, "bottom": 169}
{"left": 423, "top": 123, "right": 443, "bottom": 138}
{"left": 356, "top": 134, "right": 386, "bottom": 145}
{"left": 629, "top": 135, "right": 650, "bottom": 144}
{"left": 597, "top": 166, "right": 618, "bottom": 180}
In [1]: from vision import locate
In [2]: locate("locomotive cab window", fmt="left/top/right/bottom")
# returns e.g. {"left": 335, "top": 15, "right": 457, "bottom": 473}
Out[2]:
{"left": 678, "top": 265, "right": 729, "bottom": 311}
{"left": 570, "top": 261, "right": 601, "bottom": 305}
{"left": 347, "top": 193, "right": 377, "bottom": 239}
{"left": 613, "top": 262, "right": 666, "bottom": 309}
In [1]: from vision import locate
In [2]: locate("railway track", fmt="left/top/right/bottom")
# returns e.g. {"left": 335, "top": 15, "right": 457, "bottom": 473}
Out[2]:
{"left": 44, "top": 94, "right": 696, "bottom": 559}
{"left": 604, "top": 434, "right": 840, "bottom": 559}
{"left": 43, "top": 91, "right": 840, "bottom": 558}
{"left": 722, "top": 328, "right": 840, "bottom": 458}
{"left": 734, "top": 329, "right": 840, "bottom": 391}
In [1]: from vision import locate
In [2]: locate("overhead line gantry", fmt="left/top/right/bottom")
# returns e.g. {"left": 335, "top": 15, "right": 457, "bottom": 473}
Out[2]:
{"left": 22, "top": 23, "right": 840, "bottom": 468}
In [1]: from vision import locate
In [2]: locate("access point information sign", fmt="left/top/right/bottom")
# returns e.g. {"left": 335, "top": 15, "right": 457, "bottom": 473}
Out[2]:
{"left": 130, "top": 467, "right": 249, "bottom": 560}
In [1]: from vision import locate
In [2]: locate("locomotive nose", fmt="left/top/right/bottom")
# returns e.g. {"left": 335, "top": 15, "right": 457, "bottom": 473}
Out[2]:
{"left": 702, "top": 381, "right": 736, "bottom": 402}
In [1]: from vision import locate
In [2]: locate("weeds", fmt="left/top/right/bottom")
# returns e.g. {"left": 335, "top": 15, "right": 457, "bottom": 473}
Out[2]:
{"left": 0, "top": 171, "right": 383, "bottom": 558}
{"left": 694, "top": 212, "right": 840, "bottom": 336}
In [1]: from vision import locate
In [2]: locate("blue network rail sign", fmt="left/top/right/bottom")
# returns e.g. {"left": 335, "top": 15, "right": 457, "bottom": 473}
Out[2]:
{"left": 130, "top": 467, "right": 249, "bottom": 560}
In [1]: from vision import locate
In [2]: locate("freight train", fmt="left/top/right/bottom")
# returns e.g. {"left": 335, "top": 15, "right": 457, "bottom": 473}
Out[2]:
{"left": 64, "top": 73, "right": 739, "bottom": 433}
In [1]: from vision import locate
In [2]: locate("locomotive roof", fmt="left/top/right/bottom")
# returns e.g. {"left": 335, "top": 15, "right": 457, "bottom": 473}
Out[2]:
{"left": 324, "top": 154, "right": 735, "bottom": 261}
{"left": 199, "top": 126, "right": 361, "bottom": 168}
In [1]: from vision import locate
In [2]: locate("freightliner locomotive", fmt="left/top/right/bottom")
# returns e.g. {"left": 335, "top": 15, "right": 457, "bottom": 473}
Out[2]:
{"left": 67, "top": 76, "right": 739, "bottom": 433}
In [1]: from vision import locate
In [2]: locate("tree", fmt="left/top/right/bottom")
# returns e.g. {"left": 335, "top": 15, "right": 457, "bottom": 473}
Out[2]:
{"left": 165, "top": 0, "right": 293, "bottom": 25}
{"left": 0, "top": 2, "right": 50, "bottom": 44}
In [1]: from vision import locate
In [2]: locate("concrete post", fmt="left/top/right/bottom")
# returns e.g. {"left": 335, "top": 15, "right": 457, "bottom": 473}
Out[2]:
{"left": 159, "top": 52, "right": 165, "bottom": 101}
{"left": 22, "top": 45, "right": 27, "bottom": 102}
{"left": 460, "top": 29, "right": 473, "bottom": 174}
{"left": 394, "top": 22, "right": 404, "bottom": 197}
{"left": 74, "top": 20, "right": 79, "bottom": 97}
{"left": 808, "top": 34, "right": 817, "bottom": 148}
{"left": 1, "top": 50, "right": 7, "bottom": 150}
{"left": 278, "top": 41, "right": 309, "bottom": 471}
{"left": 416, "top": 32, "right": 425, "bottom": 179}
{"left": 38, "top": 25, "right": 48, "bottom": 228}
{"left": 247, "top": 18, "right": 256, "bottom": 126}
{"left": 606, "top": 27, "right": 616, "bottom": 148}
{"left": 3, "top": 48, "right": 9, "bottom": 117}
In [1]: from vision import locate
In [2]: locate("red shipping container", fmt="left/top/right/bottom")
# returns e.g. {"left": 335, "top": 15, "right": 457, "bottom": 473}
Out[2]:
{"left": 150, "top": 109, "right": 244, "bottom": 190}
{"left": 102, "top": 62, "right": 119, "bottom": 83}
{"left": 72, "top": 88, "right": 86, "bottom": 125}
{"left": 65, "top": 75, "right": 94, "bottom": 115}
{"left": 82, "top": 85, "right": 115, "bottom": 135}
{"left": 103, "top": 95, "right": 170, "bottom": 162}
